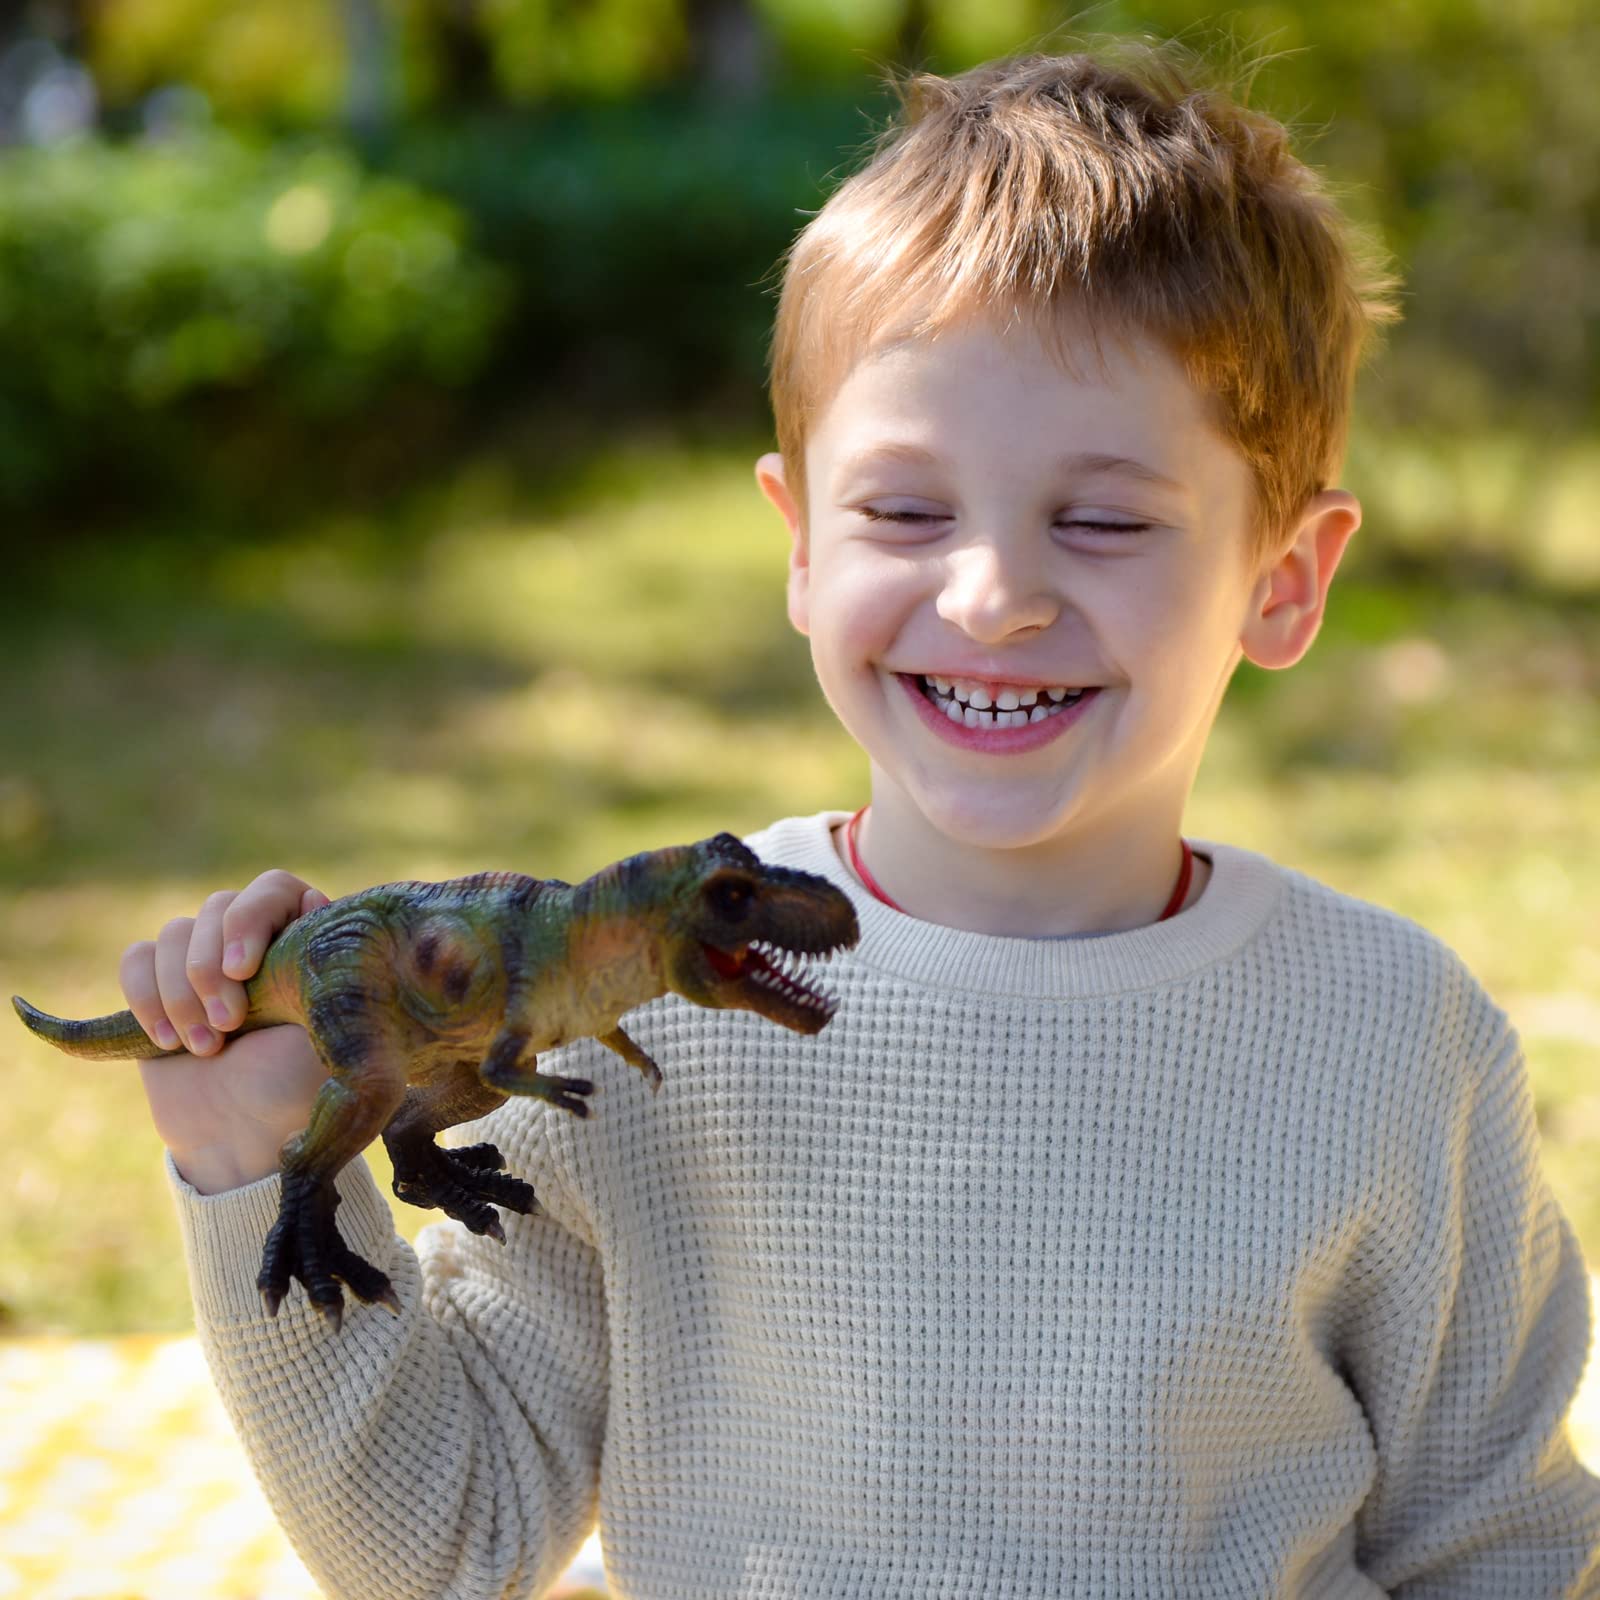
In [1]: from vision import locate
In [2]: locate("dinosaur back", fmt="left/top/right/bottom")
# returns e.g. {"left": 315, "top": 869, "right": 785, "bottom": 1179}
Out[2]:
{"left": 250, "top": 872, "right": 571, "bottom": 1041}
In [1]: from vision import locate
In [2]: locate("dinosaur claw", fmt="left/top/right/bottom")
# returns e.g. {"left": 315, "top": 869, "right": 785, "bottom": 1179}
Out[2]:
{"left": 377, "top": 1284, "right": 401, "bottom": 1315}
{"left": 388, "top": 1142, "right": 534, "bottom": 1238}
{"left": 256, "top": 1177, "right": 388, "bottom": 1333}
{"left": 449, "top": 1142, "right": 507, "bottom": 1172}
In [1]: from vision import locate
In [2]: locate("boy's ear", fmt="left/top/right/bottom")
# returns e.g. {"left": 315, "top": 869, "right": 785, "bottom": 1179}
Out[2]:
{"left": 755, "top": 451, "right": 811, "bottom": 637}
{"left": 1239, "top": 489, "right": 1362, "bottom": 671}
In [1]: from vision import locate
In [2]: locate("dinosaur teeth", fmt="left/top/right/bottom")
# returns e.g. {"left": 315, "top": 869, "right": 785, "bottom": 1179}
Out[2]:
{"left": 739, "top": 939, "right": 845, "bottom": 1016}
{"left": 748, "top": 964, "right": 830, "bottom": 1011}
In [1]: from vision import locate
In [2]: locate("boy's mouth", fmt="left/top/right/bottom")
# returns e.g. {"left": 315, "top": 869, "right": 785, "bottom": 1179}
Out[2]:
{"left": 909, "top": 673, "right": 1092, "bottom": 730}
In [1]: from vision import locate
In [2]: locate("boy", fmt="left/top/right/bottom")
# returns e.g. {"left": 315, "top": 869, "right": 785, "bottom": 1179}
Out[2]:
{"left": 123, "top": 43, "right": 1600, "bottom": 1598}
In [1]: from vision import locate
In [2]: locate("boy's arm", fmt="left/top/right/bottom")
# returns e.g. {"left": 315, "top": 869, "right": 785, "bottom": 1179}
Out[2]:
{"left": 1347, "top": 1017, "right": 1600, "bottom": 1597}
{"left": 168, "top": 1097, "right": 606, "bottom": 1600}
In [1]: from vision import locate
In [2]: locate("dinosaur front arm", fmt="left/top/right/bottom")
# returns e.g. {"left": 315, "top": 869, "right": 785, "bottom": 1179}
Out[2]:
{"left": 598, "top": 1026, "right": 662, "bottom": 1091}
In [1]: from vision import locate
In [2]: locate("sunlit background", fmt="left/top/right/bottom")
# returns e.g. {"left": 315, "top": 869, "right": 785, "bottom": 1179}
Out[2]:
{"left": 1, "top": 0, "right": 1596, "bottom": 1594}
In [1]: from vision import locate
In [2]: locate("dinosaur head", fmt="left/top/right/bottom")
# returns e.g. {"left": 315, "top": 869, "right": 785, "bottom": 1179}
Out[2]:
{"left": 659, "top": 833, "right": 860, "bottom": 1033}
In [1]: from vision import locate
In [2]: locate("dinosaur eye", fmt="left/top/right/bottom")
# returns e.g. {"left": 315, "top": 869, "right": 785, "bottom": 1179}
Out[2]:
{"left": 706, "top": 878, "right": 752, "bottom": 920}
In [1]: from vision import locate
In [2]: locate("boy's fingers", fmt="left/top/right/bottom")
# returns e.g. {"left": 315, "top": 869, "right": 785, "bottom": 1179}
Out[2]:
{"left": 221, "top": 870, "right": 323, "bottom": 980}
{"left": 155, "top": 916, "right": 219, "bottom": 1056}
{"left": 187, "top": 889, "right": 244, "bottom": 1031}
{"left": 119, "top": 939, "right": 182, "bottom": 1054}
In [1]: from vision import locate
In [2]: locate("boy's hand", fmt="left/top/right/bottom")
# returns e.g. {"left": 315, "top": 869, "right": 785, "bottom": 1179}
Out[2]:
{"left": 122, "top": 872, "right": 332, "bottom": 1195}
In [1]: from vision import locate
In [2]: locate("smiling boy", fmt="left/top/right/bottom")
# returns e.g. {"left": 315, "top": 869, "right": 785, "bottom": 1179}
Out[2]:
{"left": 128, "top": 42, "right": 1600, "bottom": 1600}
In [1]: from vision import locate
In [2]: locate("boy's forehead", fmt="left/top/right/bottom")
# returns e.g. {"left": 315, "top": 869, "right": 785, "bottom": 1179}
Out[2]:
{"left": 812, "top": 308, "right": 1224, "bottom": 465}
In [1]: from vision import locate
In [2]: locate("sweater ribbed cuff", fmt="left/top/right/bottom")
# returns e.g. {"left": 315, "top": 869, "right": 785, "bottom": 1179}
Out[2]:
{"left": 164, "top": 1149, "right": 397, "bottom": 1328}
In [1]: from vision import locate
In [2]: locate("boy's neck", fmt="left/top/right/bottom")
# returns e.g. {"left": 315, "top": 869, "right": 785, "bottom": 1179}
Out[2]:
{"left": 831, "top": 791, "right": 1211, "bottom": 938}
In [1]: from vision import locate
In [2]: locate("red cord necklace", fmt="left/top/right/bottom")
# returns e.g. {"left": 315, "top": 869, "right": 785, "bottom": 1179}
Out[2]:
{"left": 844, "top": 805, "right": 1194, "bottom": 922}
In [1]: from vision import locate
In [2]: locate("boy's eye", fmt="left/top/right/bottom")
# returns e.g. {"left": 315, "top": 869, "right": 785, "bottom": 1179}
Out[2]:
{"left": 1062, "top": 519, "right": 1151, "bottom": 535}
{"left": 858, "top": 507, "right": 1151, "bottom": 535}
{"left": 857, "top": 507, "right": 944, "bottom": 524}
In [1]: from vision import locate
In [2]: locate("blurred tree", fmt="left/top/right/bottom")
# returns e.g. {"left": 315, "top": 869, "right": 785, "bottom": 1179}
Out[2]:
{"left": 684, "top": 0, "right": 770, "bottom": 99}
{"left": 88, "top": 0, "right": 345, "bottom": 123}
{"left": 752, "top": 0, "right": 904, "bottom": 77}
{"left": 7, "top": 0, "right": 90, "bottom": 53}
{"left": 405, "top": 0, "right": 498, "bottom": 112}
{"left": 895, "top": 0, "right": 931, "bottom": 69}
{"left": 477, "top": 0, "right": 686, "bottom": 99}
{"left": 341, "top": 0, "right": 398, "bottom": 136}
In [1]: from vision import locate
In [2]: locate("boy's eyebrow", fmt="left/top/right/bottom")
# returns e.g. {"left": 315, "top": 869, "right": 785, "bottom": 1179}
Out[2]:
{"left": 836, "top": 442, "right": 1186, "bottom": 495}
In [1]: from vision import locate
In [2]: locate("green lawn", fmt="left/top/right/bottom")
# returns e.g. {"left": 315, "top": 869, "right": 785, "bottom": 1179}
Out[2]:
{"left": 3, "top": 429, "right": 1596, "bottom": 1333}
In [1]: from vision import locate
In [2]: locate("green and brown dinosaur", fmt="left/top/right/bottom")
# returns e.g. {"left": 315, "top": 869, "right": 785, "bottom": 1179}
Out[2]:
{"left": 14, "top": 834, "right": 858, "bottom": 1329}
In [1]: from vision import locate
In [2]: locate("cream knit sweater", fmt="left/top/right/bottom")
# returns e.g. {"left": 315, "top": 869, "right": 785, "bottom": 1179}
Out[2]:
{"left": 169, "top": 811, "right": 1600, "bottom": 1598}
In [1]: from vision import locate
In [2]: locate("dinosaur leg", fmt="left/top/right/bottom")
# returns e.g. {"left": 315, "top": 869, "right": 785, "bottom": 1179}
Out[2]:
{"left": 383, "top": 1066, "right": 536, "bottom": 1242}
{"left": 599, "top": 1025, "right": 663, "bottom": 1092}
{"left": 478, "top": 1026, "right": 596, "bottom": 1116}
{"left": 258, "top": 1035, "right": 407, "bottom": 1330}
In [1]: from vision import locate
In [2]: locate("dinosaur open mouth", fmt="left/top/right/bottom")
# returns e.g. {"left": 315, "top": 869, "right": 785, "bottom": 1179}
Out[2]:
{"left": 702, "top": 939, "right": 839, "bottom": 1021}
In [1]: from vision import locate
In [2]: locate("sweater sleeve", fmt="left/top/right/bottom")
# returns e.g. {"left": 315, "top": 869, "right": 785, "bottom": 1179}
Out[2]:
{"left": 165, "top": 1103, "right": 607, "bottom": 1600}
{"left": 1346, "top": 1017, "right": 1600, "bottom": 1597}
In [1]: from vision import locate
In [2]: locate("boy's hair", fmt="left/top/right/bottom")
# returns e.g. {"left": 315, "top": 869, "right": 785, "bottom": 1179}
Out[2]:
{"left": 767, "top": 41, "right": 1401, "bottom": 567}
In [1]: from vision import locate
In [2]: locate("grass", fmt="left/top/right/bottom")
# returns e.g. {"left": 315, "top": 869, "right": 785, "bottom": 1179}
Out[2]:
{"left": 2, "top": 426, "right": 1596, "bottom": 1333}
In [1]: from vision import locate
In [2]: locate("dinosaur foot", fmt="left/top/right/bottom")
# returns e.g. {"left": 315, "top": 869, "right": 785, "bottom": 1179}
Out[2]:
{"left": 257, "top": 1178, "right": 398, "bottom": 1333}
{"left": 390, "top": 1140, "right": 537, "bottom": 1243}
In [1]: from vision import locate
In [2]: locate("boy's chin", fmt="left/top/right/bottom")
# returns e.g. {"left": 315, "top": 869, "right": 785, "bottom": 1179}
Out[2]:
{"left": 898, "top": 784, "right": 1089, "bottom": 853}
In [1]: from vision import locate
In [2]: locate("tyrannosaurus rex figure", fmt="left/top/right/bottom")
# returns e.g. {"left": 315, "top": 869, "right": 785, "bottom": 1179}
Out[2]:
{"left": 14, "top": 833, "right": 859, "bottom": 1329}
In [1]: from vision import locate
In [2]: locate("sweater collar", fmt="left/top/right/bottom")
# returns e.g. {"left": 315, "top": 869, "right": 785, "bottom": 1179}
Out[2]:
{"left": 745, "top": 810, "right": 1286, "bottom": 1001}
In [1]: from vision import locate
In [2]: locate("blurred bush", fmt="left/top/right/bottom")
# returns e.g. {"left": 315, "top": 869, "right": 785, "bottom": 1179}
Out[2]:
{"left": 0, "top": 125, "right": 511, "bottom": 514}
{"left": 0, "top": 87, "right": 873, "bottom": 527}
{"left": 375, "top": 92, "right": 874, "bottom": 413}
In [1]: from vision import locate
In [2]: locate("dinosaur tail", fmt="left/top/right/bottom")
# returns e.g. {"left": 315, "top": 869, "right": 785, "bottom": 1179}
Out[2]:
{"left": 11, "top": 995, "right": 180, "bottom": 1061}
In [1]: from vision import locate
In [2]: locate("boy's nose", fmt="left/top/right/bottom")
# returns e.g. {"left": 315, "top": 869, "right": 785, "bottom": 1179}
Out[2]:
{"left": 935, "top": 540, "right": 1060, "bottom": 642}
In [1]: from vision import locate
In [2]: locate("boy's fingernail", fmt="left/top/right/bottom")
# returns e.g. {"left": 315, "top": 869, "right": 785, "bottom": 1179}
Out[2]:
{"left": 154, "top": 1021, "right": 180, "bottom": 1050}
{"left": 224, "top": 941, "right": 246, "bottom": 971}
{"left": 205, "top": 997, "right": 231, "bottom": 1028}
{"left": 189, "top": 1025, "right": 216, "bottom": 1053}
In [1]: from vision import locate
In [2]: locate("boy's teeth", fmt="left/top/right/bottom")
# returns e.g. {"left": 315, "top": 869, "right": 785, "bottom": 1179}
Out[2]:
{"left": 921, "top": 674, "right": 1089, "bottom": 729}
{"left": 922, "top": 675, "right": 1083, "bottom": 707}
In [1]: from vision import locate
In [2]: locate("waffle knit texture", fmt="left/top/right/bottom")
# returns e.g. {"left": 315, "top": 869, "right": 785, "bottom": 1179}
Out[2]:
{"left": 167, "top": 811, "right": 1600, "bottom": 1599}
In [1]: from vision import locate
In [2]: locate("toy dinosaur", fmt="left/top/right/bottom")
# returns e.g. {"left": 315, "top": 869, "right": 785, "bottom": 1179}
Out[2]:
{"left": 13, "top": 833, "right": 859, "bottom": 1330}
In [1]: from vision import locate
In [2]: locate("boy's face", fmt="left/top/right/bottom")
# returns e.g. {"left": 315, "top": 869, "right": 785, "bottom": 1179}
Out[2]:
{"left": 757, "top": 310, "right": 1357, "bottom": 863}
